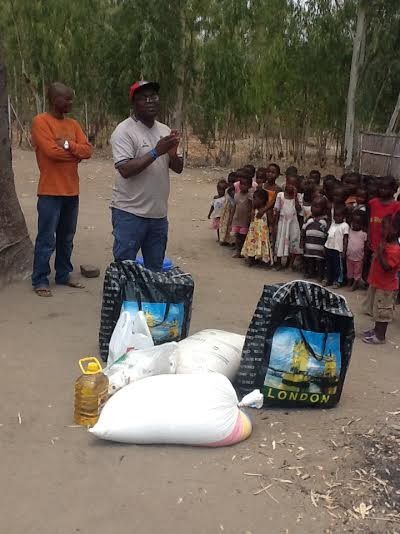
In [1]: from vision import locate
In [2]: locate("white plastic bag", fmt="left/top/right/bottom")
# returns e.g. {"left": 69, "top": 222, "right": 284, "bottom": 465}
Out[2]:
{"left": 108, "top": 311, "right": 154, "bottom": 366}
{"left": 104, "top": 342, "right": 178, "bottom": 394}
{"left": 176, "top": 329, "right": 244, "bottom": 381}
{"left": 90, "top": 373, "right": 258, "bottom": 446}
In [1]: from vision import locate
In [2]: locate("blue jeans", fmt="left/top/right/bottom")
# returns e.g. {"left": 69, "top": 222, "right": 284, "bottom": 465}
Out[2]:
{"left": 111, "top": 208, "right": 168, "bottom": 272}
{"left": 32, "top": 196, "right": 79, "bottom": 288}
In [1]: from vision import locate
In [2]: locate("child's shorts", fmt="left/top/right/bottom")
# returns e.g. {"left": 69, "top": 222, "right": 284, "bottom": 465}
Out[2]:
{"left": 364, "top": 286, "right": 397, "bottom": 323}
{"left": 231, "top": 226, "right": 249, "bottom": 235}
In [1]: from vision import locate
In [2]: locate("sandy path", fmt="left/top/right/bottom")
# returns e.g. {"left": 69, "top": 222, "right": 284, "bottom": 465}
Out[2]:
{"left": 1, "top": 150, "right": 399, "bottom": 534}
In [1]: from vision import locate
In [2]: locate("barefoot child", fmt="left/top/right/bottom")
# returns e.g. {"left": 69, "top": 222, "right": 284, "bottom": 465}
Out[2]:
{"left": 242, "top": 189, "right": 272, "bottom": 266}
{"left": 301, "top": 196, "right": 328, "bottom": 280}
{"left": 208, "top": 179, "right": 228, "bottom": 242}
{"left": 362, "top": 212, "right": 400, "bottom": 345}
{"left": 346, "top": 210, "right": 367, "bottom": 291}
{"left": 231, "top": 175, "right": 253, "bottom": 258}
{"left": 274, "top": 175, "right": 303, "bottom": 270}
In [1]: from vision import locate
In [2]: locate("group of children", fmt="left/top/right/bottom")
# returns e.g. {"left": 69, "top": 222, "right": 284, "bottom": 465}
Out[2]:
{"left": 208, "top": 164, "right": 400, "bottom": 345}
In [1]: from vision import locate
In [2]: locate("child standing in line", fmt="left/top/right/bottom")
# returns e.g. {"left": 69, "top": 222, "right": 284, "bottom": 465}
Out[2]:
{"left": 242, "top": 189, "right": 272, "bottom": 266}
{"left": 264, "top": 163, "right": 282, "bottom": 204}
{"left": 234, "top": 168, "right": 257, "bottom": 193}
{"left": 343, "top": 172, "right": 361, "bottom": 207}
{"left": 231, "top": 175, "right": 253, "bottom": 258}
{"left": 242, "top": 164, "right": 256, "bottom": 180}
{"left": 312, "top": 182, "right": 326, "bottom": 199}
{"left": 346, "top": 210, "right": 367, "bottom": 291}
{"left": 366, "top": 178, "right": 379, "bottom": 202}
{"left": 208, "top": 179, "right": 228, "bottom": 242}
{"left": 263, "top": 163, "right": 282, "bottom": 252}
{"left": 255, "top": 167, "right": 267, "bottom": 189}
{"left": 302, "top": 180, "right": 315, "bottom": 221}
{"left": 368, "top": 175, "right": 400, "bottom": 254}
{"left": 219, "top": 172, "right": 237, "bottom": 246}
{"left": 322, "top": 175, "right": 338, "bottom": 202}
{"left": 365, "top": 176, "right": 400, "bottom": 282}
{"left": 301, "top": 196, "right": 328, "bottom": 280}
{"left": 353, "top": 187, "right": 368, "bottom": 213}
{"left": 331, "top": 184, "right": 348, "bottom": 216}
{"left": 323, "top": 204, "right": 349, "bottom": 288}
{"left": 273, "top": 175, "right": 303, "bottom": 270}
{"left": 308, "top": 169, "right": 321, "bottom": 186}
{"left": 362, "top": 212, "right": 400, "bottom": 345}
{"left": 297, "top": 175, "right": 305, "bottom": 194}
{"left": 285, "top": 165, "right": 298, "bottom": 179}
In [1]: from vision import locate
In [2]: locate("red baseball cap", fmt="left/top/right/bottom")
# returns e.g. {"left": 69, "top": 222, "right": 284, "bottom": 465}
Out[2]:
{"left": 129, "top": 80, "right": 160, "bottom": 101}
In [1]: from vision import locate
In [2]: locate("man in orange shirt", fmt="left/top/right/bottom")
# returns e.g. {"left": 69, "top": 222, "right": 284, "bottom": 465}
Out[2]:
{"left": 31, "top": 83, "right": 92, "bottom": 296}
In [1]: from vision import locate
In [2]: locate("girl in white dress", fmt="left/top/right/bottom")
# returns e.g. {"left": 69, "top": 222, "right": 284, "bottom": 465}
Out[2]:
{"left": 273, "top": 175, "right": 303, "bottom": 270}
{"left": 208, "top": 179, "right": 228, "bottom": 241}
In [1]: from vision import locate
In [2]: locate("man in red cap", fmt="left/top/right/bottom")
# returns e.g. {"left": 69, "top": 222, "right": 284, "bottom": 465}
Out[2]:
{"left": 110, "top": 80, "right": 183, "bottom": 271}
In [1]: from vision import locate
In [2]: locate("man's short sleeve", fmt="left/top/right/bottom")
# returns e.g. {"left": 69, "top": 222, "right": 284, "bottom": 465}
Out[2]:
{"left": 111, "top": 123, "right": 137, "bottom": 167}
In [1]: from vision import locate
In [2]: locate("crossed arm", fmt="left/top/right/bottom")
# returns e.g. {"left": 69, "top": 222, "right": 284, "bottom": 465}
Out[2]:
{"left": 32, "top": 118, "right": 92, "bottom": 161}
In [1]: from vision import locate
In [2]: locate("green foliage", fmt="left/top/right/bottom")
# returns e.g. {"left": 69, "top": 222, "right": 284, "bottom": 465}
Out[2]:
{"left": 1, "top": 0, "right": 399, "bottom": 158}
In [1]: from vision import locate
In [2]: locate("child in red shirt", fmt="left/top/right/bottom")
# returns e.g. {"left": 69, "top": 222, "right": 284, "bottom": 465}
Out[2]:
{"left": 363, "top": 212, "right": 400, "bottom": 344}
{"left": 368, "top": 175, "right": 400, "bottom": 253}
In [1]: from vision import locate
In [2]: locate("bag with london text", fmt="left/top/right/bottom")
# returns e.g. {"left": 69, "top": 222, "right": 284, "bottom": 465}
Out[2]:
{"left": 99, "top": 261, "right": 194, "bottom": 362}
{"left": 236, "top": 281, "right": 354, "bottom": 408}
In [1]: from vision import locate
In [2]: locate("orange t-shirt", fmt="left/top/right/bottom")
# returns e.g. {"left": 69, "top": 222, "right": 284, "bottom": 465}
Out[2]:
{"left": 31, "top": 113, "right": 92, "bottom": 196}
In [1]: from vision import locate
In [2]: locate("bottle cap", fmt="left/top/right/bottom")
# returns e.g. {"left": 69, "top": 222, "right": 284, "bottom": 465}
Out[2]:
{"left": 79, "top": 357, "right": 102, "bottom": 375}
{"left": 87, "top": 362, "right": 99, "bottom": 373}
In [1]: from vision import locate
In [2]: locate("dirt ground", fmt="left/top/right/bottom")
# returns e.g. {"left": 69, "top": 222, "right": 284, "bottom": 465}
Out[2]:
{"left": 1, "top": 149, "right": 400, "bottom": 534}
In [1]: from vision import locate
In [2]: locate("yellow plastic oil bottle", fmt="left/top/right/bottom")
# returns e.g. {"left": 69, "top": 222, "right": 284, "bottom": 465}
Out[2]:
{"left": 74, "top": 357, "right": 109, "bottom": 426}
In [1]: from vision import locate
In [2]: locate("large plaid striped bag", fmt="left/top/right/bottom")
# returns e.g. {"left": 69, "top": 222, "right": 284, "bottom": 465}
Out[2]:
{"left": 236, "top": 281, "right": 354, "bottom": 408}
{"left": 99, "top": 261, "right": 194, "bottom": 362}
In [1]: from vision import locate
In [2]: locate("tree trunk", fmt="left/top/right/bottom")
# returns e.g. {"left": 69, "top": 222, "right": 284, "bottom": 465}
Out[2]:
{"left": 344, "top": 1, "right": 367, "bottom": 169}
{"left": 0, "top": 41, "right": 33, "bottom": 288}
{"left": 171, "top": 11, "right": 186, "bottom": 131}
{"left": 386, "top": 91, "right": 400, "bottom": 134}
{"left": 368, "top": 66, "right": 391, "bottom": 131}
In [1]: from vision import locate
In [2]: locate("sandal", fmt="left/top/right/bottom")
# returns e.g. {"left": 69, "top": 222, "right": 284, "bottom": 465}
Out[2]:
{"left": 362, "top": 334, "right": 385, "bottom": 345}
{"left": 34, "top": 287, "right": 52, "bottom": 297}
{"left": 362, "top": 328, "right": 375, "bottom": 336}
